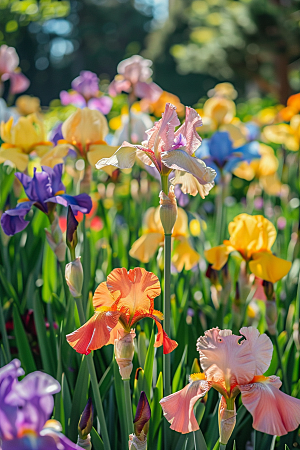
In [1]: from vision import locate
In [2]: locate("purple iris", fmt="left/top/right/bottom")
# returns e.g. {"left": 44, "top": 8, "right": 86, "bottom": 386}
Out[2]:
{"left": 195, "top": 131, "right": 260, "bottom": 182}
{"left": 1, "top": 164, "right": 92, "bottom": 236}
{"left": 0, "top": 359, "right": 79, "bottom": 450}
{"left": 60, "top": 70, "right": 112, "bottom": 115}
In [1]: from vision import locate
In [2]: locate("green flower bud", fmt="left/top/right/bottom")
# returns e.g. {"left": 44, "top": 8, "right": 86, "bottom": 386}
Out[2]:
{"left": 65, "top": 257, "right": 83, "bottom": 298}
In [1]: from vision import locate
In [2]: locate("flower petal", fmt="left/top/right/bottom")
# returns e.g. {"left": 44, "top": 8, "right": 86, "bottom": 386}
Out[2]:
{"left": 93, "top": 281, "right": 117, "bottom": 309}
{"left": 197, "top": 327, "right": 256, "bottom": 386}
{"left": 161, "top": 149, "right": 216, "bottom": 185}
{"left": 172, "top": 237, "right": 200, "bottom": 271}
{"left": 106, "top": 267, "right": 161, "bottom": 317}
{"left": 171, "top": 171, "right": 214, "bottom": 198}
{"left": 66, "top": 310, "right": 120, "bottom": 354}
{"left": 204, "top": 245, "right": 230, "bottom": 270}
{"left": 87, "top": 144, "right": 119, "bottom": 175}
{"left": 95, "top": 142, "right": 137, "bottom": 170}
{"left": 152, "top": 315, "right": 178, "bottom": 354}
{"left": 0, "top": 146, "right": 29, "bottom": 171}
{"left": 146, "top": 103, "right": 180, "bottom": 153}
{"left": 129, "top": 233, "right": 163, "bottom": 263}
{"left": 239, "top": 327, "right": 273, "bottom": 376}
{"left": 1, "top": 202, "right": 33, "bottom": 236}
{"left": 239, "top": 376, "right": 300, "bottom": 436}
{"left": 175, "top": 107, "right": 202, "bottom": 155}
{"left": 249, "top": 252, "right": 292, "bottom": 283}
{"left": 47, "top": 193, "right": 92, "bottom": 214}
{"left": 160, "top": 378, "right": 211, "bottom": 433}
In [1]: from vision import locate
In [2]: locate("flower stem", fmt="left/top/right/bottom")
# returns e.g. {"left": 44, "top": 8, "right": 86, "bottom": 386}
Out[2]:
{"left": 163, "top": 233, "right": 172, "bottom": 450}
{"left": 161, "top": 175, "right": 169, "bottom": 196}
{"left": 124, "top": 378, "right": 133, "bottom": 436}
{"left": 75, "top": 297, "right": 111, "bottom": 450}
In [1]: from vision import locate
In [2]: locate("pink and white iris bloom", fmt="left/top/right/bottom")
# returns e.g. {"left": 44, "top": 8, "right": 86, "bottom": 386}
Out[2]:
{"left": 96, "top": 103, "right": 216, "bottom": 197}
{"left": 160, "top": 327, "right": 300, "bottom": 437}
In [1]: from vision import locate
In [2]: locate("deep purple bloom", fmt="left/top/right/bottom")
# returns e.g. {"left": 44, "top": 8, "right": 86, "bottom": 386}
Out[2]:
{"left": 1, "top": 164, "right": 92, "bottom": 236}
{"left": 196, "top": 131, "right": 260, "bottom": 182}
{"left": 60, "top": 70, "right": 112, "bottom": 115}
{"left": 0, "top": 359, "right": 79, "bottom": 450}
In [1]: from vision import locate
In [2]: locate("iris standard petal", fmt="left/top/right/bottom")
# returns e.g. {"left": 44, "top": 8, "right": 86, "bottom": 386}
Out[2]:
{"left": 204, "top": 245, "right": 230, "bottom": 270}
{"left": 249, "top": 252, "right": 292, "bottom": 283}
{"left": 239, "top": 327, "right": 273, "bottom": 376}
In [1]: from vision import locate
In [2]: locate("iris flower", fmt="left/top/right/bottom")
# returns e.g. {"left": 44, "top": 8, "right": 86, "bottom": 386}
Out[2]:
{"left": 0, "top": 44, "right": 30, "bottom": 96}
{"left": 60, "top": 70, "right": 112, "bottom": 115}
{"left": 0, "top": 359, "right": 79, "bottom": 450}
{"left": 46, "top": 107, "right": 118, "bottom": 174}
{"left": 196, "top": 131, "right": 260, "bottom": 182}
{"left": 233, "top": 143, "right": 282, "bottom": 196}
{"left": 1, "top": 164, "right": 92, "bottom": 236}
{"left": 67, "top": 267, "right": 177, "bottom": 355}
{"left": 204, "top": 214, "right": 291, "bottom": 283}
{"left": 109, "top": 55, "right": 162, "bottom": 102}
{"left": 0, "top": 114, "right": 54, "bottom": 171}
{"left": 96, "top": 103, "right": 216, "bottom": 196}
{"left": 160, "top": 326, "right": 300, "bottom": 437}
{"left": 263, "top": 114, "right": 300, "bottom": 152}
{"left": 129, "top": 206, "right": 200, "bottom": 271}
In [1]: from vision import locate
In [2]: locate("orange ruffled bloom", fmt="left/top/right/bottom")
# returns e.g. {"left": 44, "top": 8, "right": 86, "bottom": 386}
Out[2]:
{"left": 205, "top": 214, "right": 291, "bottom": 283}
{"left": 67, "top": 267, "right": 177, "bottom": 355}
{"left": 160, "top": 327, "right": 300, "bottom": 437}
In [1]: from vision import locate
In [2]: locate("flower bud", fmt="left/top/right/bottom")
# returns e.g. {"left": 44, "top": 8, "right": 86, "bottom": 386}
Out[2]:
{"left": 66, "top": 206, "right": 79, "bottom": 260}
{"left": 159, "top": 185, "right": 177, "bottom": 235}
{"left": 262, "top": 280, "right": 274, "bottom": 301}
{"left": 114, "top": 329, "right": 136, "bottom": 380}
{"left": 45, "top": 215, "right": 66, "bottom": 262}
{"left": 77, "top": 398, "right": 93, "bottom": 450}
{"left": 128, "top": 434, "right": 147, "bottom": 450}
{"left": 65, "top": 257, "right": 83, "bottom": 298}
{"left": 218, "top": 398, "right": 236, "bottom": 445}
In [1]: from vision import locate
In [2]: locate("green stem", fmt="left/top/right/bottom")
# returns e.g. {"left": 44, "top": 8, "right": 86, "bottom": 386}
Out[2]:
{"left": 161, "top": 175, "right": 169, "bottom": 195}
{"left": 0, "top": 300, "right": 11, "bottom": 362}
{"left": 163, "top": 233, "right": 172, "bottom": 450}
{"left": 163, "top": 233, "right": 172, "bottom": 396}
{"left": 75, "top": 297, "right": 111, "bottom": 450}
{"left": 272, "top": 334, "right": 289, "bottom": 394}
{"left": 59, "top": 262, "right": 70, "bottom": 307}
{"left": 124, "top": 378, "right": 133, "bottom": 436}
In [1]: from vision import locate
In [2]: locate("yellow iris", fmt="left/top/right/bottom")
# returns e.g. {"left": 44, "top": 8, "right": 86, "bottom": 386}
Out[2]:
{"left": 0, "top": 114, "right": 53, "bottom": 171}
{"left": 129, "top": 206, "right": 200, "bottom": 272}
{"left": 205, "top": 213, "right": 291, "bottom": 283}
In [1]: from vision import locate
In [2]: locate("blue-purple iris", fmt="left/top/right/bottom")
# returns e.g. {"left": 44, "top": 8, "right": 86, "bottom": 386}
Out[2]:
{"left": 1, "top": 164, "right": 92, "bottom": 236}
{"left": 0, "top": 359, "right": 79, "bottom": 450}
{"left": 195, "top": 131, "right": 260, "bottom": 182}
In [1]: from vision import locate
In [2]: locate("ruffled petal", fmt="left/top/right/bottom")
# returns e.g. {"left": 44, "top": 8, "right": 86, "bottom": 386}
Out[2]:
{"left": 129, "top": 232, "right": 163, "bottom": 263}
{"left": 106, "top": 267, "right": 161, "bottom": 317}
{"left": 146, "top": 103, "right": 180, "bottom": 153}
{"left": 160, "top": 377, "right": 211, "bottom": 433}
{"left": 93, "top": 281, "right": 116, "bottom": 309}
{"left": 249, "top": 252, "right": 292, "bottom": 283}
{"left": 240, "top": 376, "right": 300, "bottom": 436}
{"left": 197, "top": 328, "right": 256, "bottom": 386}
{"left": 161, "top": 149, "right": 216, "bottom": 185}
{"left": 204, "top": 245, "right": 230, "bottom": 270}
{"left": 175, "top": 107, "right": 202, "bottom": 155}
{"left": 66, "top": 310, "right": 120, "bottom": 354}
{"left": 171, "top": 171, "right": 214, "bottom": 198}
{"left": 239, "top": 327, "right": 273, "bottom": 375}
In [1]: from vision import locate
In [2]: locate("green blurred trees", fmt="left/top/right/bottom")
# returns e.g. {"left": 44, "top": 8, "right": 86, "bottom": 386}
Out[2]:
{"left": 146, "top": 0, "right": 300, "bottom": 103}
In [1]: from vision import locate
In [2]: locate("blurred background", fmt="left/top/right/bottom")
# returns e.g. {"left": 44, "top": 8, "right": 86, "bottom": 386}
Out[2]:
{"left": 1, "top": 0, "right": 300, "bottom": 106}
